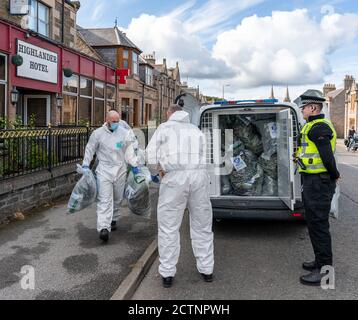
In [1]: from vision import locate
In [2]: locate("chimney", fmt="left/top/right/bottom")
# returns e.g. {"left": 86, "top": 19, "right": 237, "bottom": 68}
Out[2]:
{"left": 323, "top": 83, "right": 336, "bottom": 96}
{"left": 143, "top": 52, "right": 156, "bottom": 65}
{"left": 344, "top": 75, "right": 354, "bottom": 91}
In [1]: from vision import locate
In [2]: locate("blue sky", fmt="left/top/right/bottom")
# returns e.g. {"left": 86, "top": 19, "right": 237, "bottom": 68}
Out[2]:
{"left": 77, "top": 0, "right": 358, "bottom": 100}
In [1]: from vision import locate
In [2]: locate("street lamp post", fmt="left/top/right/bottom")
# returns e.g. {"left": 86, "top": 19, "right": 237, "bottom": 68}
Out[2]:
{"left": 222, "top": 84, "right": 230, "bottom": 101}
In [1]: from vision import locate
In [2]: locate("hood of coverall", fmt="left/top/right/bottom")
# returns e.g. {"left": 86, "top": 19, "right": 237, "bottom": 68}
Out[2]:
{"left": 168, "top": 110, "right": 190, "bottom": 123}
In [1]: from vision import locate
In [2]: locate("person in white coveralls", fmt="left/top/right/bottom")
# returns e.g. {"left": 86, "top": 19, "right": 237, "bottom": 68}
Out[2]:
{"left": 82, "top": 110, "right": 139, "bottom": 242}
{"left": 146, "top": 104, "right": 214, "bottom": 288}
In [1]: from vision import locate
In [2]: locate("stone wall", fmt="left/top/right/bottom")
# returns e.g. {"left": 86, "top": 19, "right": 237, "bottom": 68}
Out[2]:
{"left": 330, "top": 92, "right": 345, "bottom": 138}
{"left": 0, "top": 0, "right": 78, "bottom": 48}
{"left": 0, "top": 163, "right": 80, "bottom": 224}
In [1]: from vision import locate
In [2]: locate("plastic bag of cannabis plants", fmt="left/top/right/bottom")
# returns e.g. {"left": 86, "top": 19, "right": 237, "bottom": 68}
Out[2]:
{"left": 125, "top": 168, "right": 151, "bottom": 217}
{"left": 262, "top": 176, "right": 278, "bottom": 196}
{"left": 233, "top": 117, "right": 263, "bottom": 156}
{"left": 258, "top": 153, "right": 278, "bottom": 180}
{"left": 229, "top": 149, "right": 264, "bottom": 196}
{"left": 67, "top": 165, "right": 98, "bottom": 214}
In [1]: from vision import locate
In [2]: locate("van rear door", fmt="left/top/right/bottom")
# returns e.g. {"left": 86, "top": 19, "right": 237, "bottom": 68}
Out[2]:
{"left": 277, "top": 109, "right": 296, "bottom": 210}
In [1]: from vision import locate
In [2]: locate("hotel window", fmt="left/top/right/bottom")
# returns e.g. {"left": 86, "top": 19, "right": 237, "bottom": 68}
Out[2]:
{"left": 62, "top": 73, "right": 78, "bottom": 125}
{"left": 106, "top": 85, "right": 116, "bottom": 112}
{"left": 123, "top": 50, "right": 129, "bottom": 70}
{"left": 132, "top": 52, "right": 138, "bottom": 75}
{"left": 28, "top": 0, "right": 50, "bottom": 37}
{"left": 79, "top": 77, "right": 93, "bottom": 124}
{"left": 94, "top": 81, "right": 105, "bottom": 126}
{"left": 0, "top": 54, "right": 7, "bottom": 119}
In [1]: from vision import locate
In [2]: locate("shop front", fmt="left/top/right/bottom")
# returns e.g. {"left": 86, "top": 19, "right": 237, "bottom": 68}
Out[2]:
{"left": 0, "top": 18, "right": 117, "bottom": 128}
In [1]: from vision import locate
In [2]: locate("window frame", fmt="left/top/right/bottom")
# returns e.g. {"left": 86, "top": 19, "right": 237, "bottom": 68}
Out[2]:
{"left": 145, "top": 66, "right": 153, "bottom": 86}
{"left": 106, "top": 84, "right": 116, "bottom": 112}
{"left": 79, "top": 76, "right": 93, "bottom": 125}
{"left": 132, "top": 52, "right": 139, "bottom": 75}
{"left": 123, "top": 50, "right": 129, "bottom": 70}
{"left": 0, "top": 53, "right": 8, "bottom": 119}
{"left": 62, "top": 72, "right": 79, "bottom": 125}
{"left": 28, "top": 0, "right": 50, "bottom": 37}
{"left": 94, "top": 80, "right": 105, "bottom": 126}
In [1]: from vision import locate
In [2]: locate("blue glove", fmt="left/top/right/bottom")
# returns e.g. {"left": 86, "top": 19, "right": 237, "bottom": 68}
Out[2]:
{"left": 82, "top": 165, "right": 90, "bottom": 173}
{"left": 132, "top": 167, "right": 141, "bottom": 175}
{"left": 151, "top": 175, "right": 160, "bottom": 184}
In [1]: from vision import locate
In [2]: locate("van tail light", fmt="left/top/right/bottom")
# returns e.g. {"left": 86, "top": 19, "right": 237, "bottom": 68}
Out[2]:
{"left": 292, "top": 213, "right": 302, "bottom": 218}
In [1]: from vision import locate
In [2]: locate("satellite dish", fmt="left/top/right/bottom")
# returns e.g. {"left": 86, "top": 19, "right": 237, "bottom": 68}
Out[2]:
{"left": 175, "top": 93, "right": 201, "bottom": 126}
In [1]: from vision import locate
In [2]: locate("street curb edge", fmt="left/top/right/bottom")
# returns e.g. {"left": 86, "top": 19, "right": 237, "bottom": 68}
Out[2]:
{"left": 110, "top": 238, "right": 158, "bottom": 300}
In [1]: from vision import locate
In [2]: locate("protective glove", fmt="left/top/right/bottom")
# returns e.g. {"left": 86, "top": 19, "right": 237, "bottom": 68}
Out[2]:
{"left": 151, "top": 175, "right": 160, "bottom": 184}
{"left": 131, "top": 167, "right": 145, "bottom": 184}
{"left": 131, "top": 167, "right": 141, "bottom": 175}
{"left": 76, "top": 164, "right": 90, "bottom": 175}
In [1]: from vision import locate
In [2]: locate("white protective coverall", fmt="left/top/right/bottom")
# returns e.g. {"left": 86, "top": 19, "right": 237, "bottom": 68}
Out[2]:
{"left": 146, "top": 110, "right": 214, "bottom": 278}
{"left": 83, "top": 122, "right": 138, "bottom": 232}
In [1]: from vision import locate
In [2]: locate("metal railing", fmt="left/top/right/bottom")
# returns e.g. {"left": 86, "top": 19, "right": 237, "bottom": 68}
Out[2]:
{"left": 0, "top": 125, "right": 153, "bottom": 181}
{"left": 0, "top": 126, "right": 94, "bottom": 181}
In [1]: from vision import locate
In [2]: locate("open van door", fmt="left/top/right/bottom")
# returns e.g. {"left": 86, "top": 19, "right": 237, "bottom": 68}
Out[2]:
{"left": 175, "top": 93, "right": 201, "bottom": 126}
{"left": 277, "top": 109, "right": 296, "bottom": 211}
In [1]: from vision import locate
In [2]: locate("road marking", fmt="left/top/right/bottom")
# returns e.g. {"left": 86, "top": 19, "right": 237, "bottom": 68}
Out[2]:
{"left": 340, "top": 162, "right": 358, "bottom": 171}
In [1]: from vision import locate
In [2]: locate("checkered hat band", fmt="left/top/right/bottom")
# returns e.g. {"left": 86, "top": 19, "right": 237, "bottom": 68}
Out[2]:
{"left": 300, "top": 100, "right": 324, "bottom": 107}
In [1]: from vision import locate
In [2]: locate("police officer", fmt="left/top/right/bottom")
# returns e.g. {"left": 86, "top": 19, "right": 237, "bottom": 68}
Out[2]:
{"left": 295, "top": 90, "right": 340, "bottom": 286}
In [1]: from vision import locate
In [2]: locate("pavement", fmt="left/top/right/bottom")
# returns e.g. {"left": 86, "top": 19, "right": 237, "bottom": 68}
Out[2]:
{"left": 132, "top": 140, "right": 358, "bottom": 300}
{"left": 0, "top": 186, "right": 159, "bottom": 300}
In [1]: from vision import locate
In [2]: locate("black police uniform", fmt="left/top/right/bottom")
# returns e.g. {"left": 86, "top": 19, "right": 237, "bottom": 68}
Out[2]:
{"left": 300, "top": 114, "right": 340, "bottom": 270}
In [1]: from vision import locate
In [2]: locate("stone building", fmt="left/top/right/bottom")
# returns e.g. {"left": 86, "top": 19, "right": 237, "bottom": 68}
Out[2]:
{"left": 323, "top": 83, "right": 345, "bottom": 138}
{"left": 150, "top": 55, "right": 182, "bottom": 122}
{"left": 344, "top": 75, "right": 358, "bottom": 137}
{"left": 0, "top": 1, "right": 117, "bottom": 127}
{"left": 0, "top": 0, "right": 80, "bottom": 48}
{"left": 78, "top": 27, "right": 160, "bottom": 127}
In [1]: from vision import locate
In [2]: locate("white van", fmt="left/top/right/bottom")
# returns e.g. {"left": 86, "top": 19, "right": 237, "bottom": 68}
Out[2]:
{"left": 198, "top": 98, "right": 305, "bottom": 220}
{"left": 175, "top": 94, "right": 338, "bottom": 221}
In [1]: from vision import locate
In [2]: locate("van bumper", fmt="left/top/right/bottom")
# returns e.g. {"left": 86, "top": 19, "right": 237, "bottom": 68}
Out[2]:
{"left": 211, "top": 198, "right": 305, "bottom": 221}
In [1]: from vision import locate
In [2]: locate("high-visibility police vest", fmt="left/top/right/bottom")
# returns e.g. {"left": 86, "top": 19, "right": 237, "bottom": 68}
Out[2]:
{"left": 297, "top": 118, "right": 337, "bottom": 174}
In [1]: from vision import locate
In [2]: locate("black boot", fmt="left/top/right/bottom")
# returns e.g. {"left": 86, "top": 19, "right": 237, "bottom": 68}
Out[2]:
{"left": 200, "top": 273, "right": 213, "bottom": 283}
{"left": 111, "top": 221, "right": 117, "bottom": 231}
{"left": 300, "top": 269, "right": 324, "bottom": 286}
{"left": 302, "top": 260, "right": 317, "bottom": 271}
{"left": 99, "top": 229, "right": 109, "bottom": 242}
{"left": 162, "top": 277, "right": 174, "bottom": 288}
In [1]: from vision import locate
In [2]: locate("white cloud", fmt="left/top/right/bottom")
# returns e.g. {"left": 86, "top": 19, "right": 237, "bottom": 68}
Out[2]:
{"left": 126, "top": 13, "right": 235, "bottom": 79}
{"left": 183, "top": 0, "right": 265, "bottom": 35}
{"left": 125, "top": 0, "right": 266, "bottom": 80}
{"left": 213, "top": 9, "right": 358, "bottom": 88}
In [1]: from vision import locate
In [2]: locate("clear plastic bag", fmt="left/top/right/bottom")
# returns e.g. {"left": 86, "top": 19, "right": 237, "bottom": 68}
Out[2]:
{"left": 221, "top": 175, "right": 233, "bottom": 195}
{"left": 125, "top": 167, "right": 151, "bottom": 217}
{"left": 258, "top": 153, "right": 278, "bottom": 180}
{"left": 330, "top": 185, "right": 340, "bottom": 219}
{"left": 67, "top": 164, "right": 97, "bottom": 214}
{"left": 255, "top": 120, "right": 277, "bottom": 158}
{"left": 229, "top": 149, "right": 264, "bottom": 196}
{"left": 234, "top": 117, "right": 263, "bottom": 156}
{"left": 262, "top": 176, "right": 278, "bottom": 196}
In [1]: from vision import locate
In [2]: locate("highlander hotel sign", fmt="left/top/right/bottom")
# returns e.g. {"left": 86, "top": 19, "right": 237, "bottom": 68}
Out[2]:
{"left": 17, "top": 40, "right": 58, "bottom": 84}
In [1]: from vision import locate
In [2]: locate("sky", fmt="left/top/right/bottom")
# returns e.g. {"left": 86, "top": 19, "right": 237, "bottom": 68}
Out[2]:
{"left": 77, "top": 0, "right": 358, "bottom": 101}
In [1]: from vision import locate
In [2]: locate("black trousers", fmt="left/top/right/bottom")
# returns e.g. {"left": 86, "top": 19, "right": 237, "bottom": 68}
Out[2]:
{"left": 302, "top": 173, "right": 336, "bottom": 268}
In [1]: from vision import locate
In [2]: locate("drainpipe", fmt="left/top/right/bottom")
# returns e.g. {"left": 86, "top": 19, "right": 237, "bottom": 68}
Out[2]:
{"left": 141, "top": 82, "right": 145, "bottom": 125}
{"left": 61, "top": 0, "right": 65, "bottom": 44}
